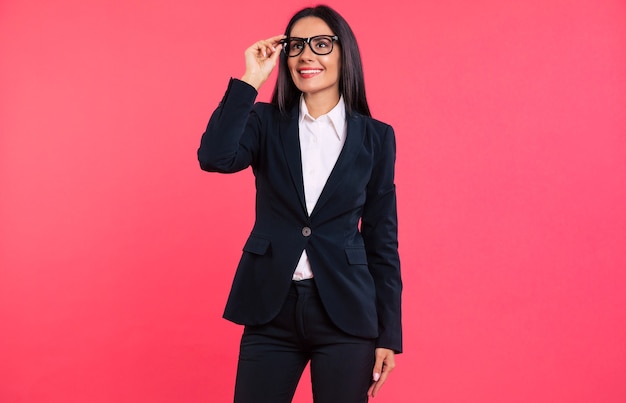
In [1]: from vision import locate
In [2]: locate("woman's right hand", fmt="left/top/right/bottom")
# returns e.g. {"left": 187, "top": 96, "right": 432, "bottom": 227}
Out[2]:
{"left": 240, "top": 35, "right": 286, "bottom": 90}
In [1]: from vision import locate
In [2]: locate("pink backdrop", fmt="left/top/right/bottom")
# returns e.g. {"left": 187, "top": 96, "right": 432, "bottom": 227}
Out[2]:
{"left": 1, "top": 1, "right": 625, "bottom": 402}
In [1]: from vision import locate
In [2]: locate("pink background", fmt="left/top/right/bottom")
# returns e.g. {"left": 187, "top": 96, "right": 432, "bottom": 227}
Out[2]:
{"left": 2, "top": 0, "right": 625, "bottom": 402}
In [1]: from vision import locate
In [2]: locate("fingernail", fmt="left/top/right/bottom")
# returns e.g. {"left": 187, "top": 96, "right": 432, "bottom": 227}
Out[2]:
{"left": 373, "top": 372, "right": 380, "bottom": 381}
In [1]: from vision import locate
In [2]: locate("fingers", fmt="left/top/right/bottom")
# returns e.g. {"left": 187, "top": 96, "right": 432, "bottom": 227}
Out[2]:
{"left": 265, "top": 34, "right": 288, "bottom": 47}
{"left": 264, "top": 34, "right": 288, "bottom": 48}
{"left": 241, "top": 35, "right": 285, "bottom": 90}
{"left": 268, "top": 42, "right": 282, "bottom": 63}
{"left": 367, "top": 348, "right": 396, "bottom": 398}
{"left": 249, "top": 35, "right": 286, "bottom": 58}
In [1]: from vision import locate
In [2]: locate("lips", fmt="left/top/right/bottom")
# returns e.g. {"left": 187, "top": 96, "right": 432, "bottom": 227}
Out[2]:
{"left": 298, "top": 68, "right": 323, "bottom": 78}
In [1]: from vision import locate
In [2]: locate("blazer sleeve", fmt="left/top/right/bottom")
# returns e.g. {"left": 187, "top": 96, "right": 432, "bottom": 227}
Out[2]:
{"left": 361, "top": 124, "right": 403, "bottom": 353}
{"left": 197, "top": 78, "right": 261, "bottom": 173}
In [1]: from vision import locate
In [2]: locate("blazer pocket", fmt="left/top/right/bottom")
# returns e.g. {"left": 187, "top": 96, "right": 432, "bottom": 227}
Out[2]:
{"left": 242, "top": 235, "right": 271, "bottom": 255}
{"left": 345, "top": 247, "right": 368, "bottom": 265}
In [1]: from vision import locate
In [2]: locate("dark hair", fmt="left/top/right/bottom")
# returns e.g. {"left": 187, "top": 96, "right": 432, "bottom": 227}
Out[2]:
{"left": 271, "top": 5, "right": 371, "bottom": 117}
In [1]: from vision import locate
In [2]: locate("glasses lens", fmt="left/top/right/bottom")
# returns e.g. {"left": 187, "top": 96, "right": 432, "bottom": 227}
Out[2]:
{"left": 287, "top": 39, "right": 305, "bottom": 57}
{"left": 311, "top": 36, "right": 333, "bottom": 55}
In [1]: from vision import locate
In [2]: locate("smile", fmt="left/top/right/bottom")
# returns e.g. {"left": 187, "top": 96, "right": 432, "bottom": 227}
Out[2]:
{"left": 298, "top": 69, "right": 323, "bottom": 78}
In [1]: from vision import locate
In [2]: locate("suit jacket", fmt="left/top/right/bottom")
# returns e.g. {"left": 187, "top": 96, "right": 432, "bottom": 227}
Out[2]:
{"left": 198, "top": 78, "right": 402, "bottom": 353}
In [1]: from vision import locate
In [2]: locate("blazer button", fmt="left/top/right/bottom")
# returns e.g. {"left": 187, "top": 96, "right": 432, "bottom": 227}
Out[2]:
{"left": 301, "top": 227, "right": 312, "bottom": 237}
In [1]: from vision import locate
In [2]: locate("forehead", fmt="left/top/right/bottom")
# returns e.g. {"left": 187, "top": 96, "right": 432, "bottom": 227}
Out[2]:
{"left": 290, "top": 16, "right": 334, "bottom": 37}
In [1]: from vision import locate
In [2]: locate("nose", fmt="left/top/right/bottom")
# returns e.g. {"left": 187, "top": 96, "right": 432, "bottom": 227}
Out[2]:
{"left": 299, "top": 42, "right": 315, "bottom": 60}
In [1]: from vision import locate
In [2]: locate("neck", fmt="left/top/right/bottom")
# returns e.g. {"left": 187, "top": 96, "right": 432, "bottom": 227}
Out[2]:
{"left": 302, "top": 91, "right": 340, "bottom": 118}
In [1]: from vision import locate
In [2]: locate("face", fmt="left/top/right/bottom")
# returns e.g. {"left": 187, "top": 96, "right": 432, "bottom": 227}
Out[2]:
{"left": 287, "top": 17, "right": 341, "bottom": 102}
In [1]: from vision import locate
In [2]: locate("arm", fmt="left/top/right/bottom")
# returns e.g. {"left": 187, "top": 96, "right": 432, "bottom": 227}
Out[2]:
{"left": 361, "top": 124, "right": 402, "bottom": 353}
{"left": 197, "top": 79, "right": 260, "bottom": 173}
{"left": 361, "top": 125, "right": 402, "bottom": 398}
{"left": 197, "top": 35, "right": 285, "bottom": 173}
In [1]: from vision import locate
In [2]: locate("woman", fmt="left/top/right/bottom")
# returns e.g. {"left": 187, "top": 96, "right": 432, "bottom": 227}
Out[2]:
{"left": 198, "top": 5, "right": 402, "bottom": 402}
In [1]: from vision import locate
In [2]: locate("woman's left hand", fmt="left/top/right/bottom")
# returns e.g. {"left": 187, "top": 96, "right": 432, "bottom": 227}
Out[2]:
{"left": 368, "top": 347, "right": 396, "bottom": 398}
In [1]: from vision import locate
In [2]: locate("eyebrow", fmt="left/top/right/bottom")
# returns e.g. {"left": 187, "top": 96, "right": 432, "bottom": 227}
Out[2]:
{"left": 288, "top": 34, "right": 335, "bottom": 38}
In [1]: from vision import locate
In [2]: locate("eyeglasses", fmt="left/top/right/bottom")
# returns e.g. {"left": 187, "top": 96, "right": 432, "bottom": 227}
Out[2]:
{"left": 281, "top": 35, "right": 339, "bottom": 57}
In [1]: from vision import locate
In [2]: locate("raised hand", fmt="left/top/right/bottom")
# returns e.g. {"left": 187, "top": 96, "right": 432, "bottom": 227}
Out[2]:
{"left": 240, "top": 34, "right": 286, "bottom": 90}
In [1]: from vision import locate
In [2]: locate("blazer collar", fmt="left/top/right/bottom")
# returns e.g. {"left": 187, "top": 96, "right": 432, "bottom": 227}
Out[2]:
{"left": 310, "top": 113, "right": 364, "bottom": 218}
{"left": 280, "top": 102, "right": 366, "bottom": 219}
{"left": 279, "top": 103, "right": 307, "bottom": 216}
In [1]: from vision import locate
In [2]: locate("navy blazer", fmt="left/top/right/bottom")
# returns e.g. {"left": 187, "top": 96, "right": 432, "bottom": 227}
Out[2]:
{"left": 198, "top": 79, "right": 402, "bottom": 353}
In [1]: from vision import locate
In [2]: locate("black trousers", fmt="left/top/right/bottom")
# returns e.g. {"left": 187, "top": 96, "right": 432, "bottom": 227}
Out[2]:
{"left": 234, "top": 279, "right": 376, "bottom": 403}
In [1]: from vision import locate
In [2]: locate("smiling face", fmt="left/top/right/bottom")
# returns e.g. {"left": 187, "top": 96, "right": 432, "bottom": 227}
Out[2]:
{"left": 287, "top": 17, "right": 341, "bottom": 104}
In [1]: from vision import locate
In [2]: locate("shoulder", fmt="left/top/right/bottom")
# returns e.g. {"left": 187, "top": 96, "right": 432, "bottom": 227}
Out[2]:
{"left": 251, "top": 102, "right": 298, "bottom": 130}
{"left": 352, "top": 112, "right": 393, "bottom": 129}
{"left": 252, "top": 101, "right": 276, "bottom": 114}
{"left": 251, "top": 101, "right": 284, "bottom": 121}
{"left": 352, "top": 113, "right": 395, "bottom": 139}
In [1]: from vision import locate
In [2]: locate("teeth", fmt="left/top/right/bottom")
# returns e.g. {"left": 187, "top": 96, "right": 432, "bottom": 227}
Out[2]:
{"left": 300, "top": 70, "right": 321, "bottom": 74}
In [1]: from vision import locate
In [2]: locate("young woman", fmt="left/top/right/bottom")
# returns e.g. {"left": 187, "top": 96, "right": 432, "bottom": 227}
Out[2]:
{"left": 198, "top": 5, "right": 402, "bottom": 402}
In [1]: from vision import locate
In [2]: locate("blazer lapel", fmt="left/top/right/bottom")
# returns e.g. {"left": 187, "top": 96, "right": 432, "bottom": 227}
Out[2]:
{"left": 310, "top": 114, "right": 365, "bottom": 218}
{"left": 279, "top": 105, "right": 308, "bottom": 216}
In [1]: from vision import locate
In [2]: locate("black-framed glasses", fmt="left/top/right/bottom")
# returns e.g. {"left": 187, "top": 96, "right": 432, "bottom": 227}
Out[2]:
{"left": 281, "top": 35, "right": 339, "bottom": 57}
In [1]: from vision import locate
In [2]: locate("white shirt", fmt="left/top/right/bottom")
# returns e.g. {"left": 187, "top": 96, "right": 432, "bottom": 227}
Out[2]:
{"left": 292, "top": 96, "right": 347, "bottom": 281}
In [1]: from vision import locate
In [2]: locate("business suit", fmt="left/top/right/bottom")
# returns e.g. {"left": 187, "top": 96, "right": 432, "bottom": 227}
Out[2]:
{"left": 199, "top": 77, "right": 402, "bottom": 351}
{"left": 198, "top": 80, "right": 402, "bottom": 403}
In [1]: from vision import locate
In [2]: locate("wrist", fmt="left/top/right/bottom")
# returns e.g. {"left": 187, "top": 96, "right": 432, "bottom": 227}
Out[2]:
{"left": 240, "top": 73, "right": 264, "bottom": 90}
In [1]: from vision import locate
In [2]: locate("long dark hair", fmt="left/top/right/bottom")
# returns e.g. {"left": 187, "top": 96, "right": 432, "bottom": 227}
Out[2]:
{"left": 271, "top": 5, "right": 371, "bottom": 117}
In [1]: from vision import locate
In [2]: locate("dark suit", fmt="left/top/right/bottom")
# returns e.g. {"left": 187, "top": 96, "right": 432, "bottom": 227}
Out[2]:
{"left": 198, "top": 79, "right": 402, "bottom": 354}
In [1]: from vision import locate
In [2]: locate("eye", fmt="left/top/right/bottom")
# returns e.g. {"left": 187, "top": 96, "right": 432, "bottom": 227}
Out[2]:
{"left": 313, "top": 38, "right": 332, "bottom": 48}
{"left": 289, "top": 40, "right": 304, "bottom": 51}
